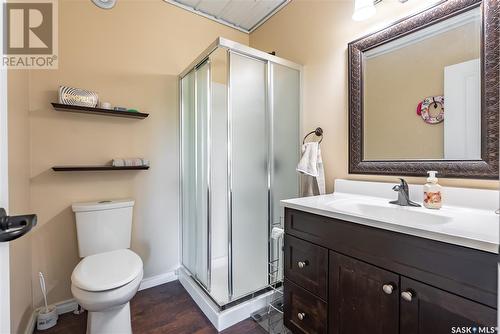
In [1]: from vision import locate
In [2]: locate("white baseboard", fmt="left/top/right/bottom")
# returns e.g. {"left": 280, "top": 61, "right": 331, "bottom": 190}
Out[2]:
{"left": 24, "top": 271, "right": 177, "bottom": 334}
{"left": 54, "top": 298, "right": 79, "bottom": 315}
{"left": 24, "top": 299, "right": 78, "bottom": 334}
{"left": 139, "top": 270, "right": 178, "bottom": 291}
{"left": 179, "top": 267, "right": 273, "bottom": 331}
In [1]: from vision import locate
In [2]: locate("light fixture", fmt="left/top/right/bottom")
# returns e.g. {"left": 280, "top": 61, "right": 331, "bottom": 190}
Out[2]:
{"left": 352, "top": 0, "right": 377, "bottom": 21}
{"left": 352, "top": 0, "right": 408, "bottom": 21}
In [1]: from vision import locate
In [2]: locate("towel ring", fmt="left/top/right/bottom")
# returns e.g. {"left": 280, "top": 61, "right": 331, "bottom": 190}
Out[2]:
{"left": 303, "top": 127, "right": 323, "bottom": 144}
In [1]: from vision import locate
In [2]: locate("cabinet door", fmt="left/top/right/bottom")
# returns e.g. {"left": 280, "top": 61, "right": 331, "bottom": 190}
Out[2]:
{"left": 400, "top": 277, "right": 496, "bottom": 334}
{"left": 329, "top": 252, "right": 399, "bottom": 334}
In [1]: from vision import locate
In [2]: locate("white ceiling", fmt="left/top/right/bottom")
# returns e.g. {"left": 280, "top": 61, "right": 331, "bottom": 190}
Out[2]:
{"left": 164, "top": 0, "right": 290, "bottom": 33}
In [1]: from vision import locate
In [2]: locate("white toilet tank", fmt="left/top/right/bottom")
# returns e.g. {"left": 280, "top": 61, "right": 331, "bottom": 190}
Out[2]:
{"left": 72, "top": 199, "right": 135, "bottom": 257}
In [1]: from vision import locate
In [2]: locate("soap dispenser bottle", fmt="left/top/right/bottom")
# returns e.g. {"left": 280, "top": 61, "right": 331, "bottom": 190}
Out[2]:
{"left": 423, "top": 171, "right": 442, "bottom": 209}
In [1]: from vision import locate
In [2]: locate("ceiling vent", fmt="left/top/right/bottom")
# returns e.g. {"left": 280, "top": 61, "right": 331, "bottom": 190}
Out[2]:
{"left": 91, "top": 0, "right": 117, "bottom": 10}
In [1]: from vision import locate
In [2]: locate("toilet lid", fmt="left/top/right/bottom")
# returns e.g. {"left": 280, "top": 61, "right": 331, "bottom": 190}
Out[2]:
{"left": 72, "top": 249, "right": 143, "bottom": 292}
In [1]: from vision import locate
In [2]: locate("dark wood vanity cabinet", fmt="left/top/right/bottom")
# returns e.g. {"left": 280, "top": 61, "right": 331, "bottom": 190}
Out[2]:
{"left": 283, "top": 208, "right": 497, "bottom": 334}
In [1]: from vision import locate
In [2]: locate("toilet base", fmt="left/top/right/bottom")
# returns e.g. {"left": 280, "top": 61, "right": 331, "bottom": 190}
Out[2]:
{"left": 86, "top": 302, "right": 132, "bottom": 334}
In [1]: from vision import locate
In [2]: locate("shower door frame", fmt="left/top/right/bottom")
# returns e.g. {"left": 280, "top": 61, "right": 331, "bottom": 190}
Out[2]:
{"left": 179, "top": 58, "right": 212, "bottom": 292}
{"left": 179, "top": 37, "right": 303, "bottom": 308}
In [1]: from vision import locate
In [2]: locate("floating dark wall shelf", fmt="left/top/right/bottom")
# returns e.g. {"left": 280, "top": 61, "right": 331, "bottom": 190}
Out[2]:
{"left": 52, "top": 165, "right": 150, "bottom": 172}
{"left": 51, "top": 103, "right": 149, "bottom": 119}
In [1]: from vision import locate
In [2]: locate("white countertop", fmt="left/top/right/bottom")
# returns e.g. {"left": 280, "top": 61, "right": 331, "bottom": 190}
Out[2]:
{"left": 281, "top": 179, "right": 499, "bottom": 254}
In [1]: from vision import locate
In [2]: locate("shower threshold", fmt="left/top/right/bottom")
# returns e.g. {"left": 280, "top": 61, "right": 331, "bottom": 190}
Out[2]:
{"left": 178, "top": 267, "right": 275, "bottom": 331}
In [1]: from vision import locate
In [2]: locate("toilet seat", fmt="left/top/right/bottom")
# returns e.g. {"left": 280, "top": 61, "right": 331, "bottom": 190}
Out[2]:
{"left": 71, "top": 269, "right": 143, "bottom": 312}
{"left": 72, "top": 249, "right": 143, "bottom": 292}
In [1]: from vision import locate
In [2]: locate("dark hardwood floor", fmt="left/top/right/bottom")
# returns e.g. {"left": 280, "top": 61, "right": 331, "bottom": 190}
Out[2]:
{"left": 34, "top": 280, "right": 267, "bottom": 334}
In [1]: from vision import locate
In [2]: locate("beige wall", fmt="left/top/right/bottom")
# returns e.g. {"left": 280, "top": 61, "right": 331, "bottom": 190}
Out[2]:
{"left": 8, "top": 0, "right": 247, "bottom": 331}
{"left": 8, "top": 70, "right": 34, "bottom": 334}
{"left": 364, "top": 22, "right": 480, "bottom": 160}
{"left": 250, "top": 0, "right": 498, "bottom": 191}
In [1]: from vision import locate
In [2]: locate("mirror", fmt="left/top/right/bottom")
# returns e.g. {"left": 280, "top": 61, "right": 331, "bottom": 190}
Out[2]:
{"left": 348, "top": 0, "right": 498, "bottom": 178}
{"left": 363, "top": 8, "right": 481, "bottom": 161}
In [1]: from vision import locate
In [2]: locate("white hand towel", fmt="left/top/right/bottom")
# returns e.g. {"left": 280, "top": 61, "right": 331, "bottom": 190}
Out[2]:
{"left": 297, "top": 142, "right": 326, "bottom": 196}
{"left": 297, "top": 142, "right": 319, "bottom": 176}
{"left": 316, "top": 146, "right": 326, "bottom": 195}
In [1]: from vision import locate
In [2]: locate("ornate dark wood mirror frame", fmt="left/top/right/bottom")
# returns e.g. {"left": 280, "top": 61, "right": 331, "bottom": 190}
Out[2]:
{"left": 348, "top": 0, "right": 499, "bottom": 179}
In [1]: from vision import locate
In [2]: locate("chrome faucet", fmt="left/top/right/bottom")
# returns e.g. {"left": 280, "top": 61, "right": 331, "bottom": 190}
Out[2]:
{"left": 389, "top": 178, "right": 421, "bottom": 207}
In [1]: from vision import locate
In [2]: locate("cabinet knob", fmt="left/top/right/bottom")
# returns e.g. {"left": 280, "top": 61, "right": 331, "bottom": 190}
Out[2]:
{"left": 297, "top": 312, "right": 306, "bottom": 321}
{"left": 382, "top": 284, "right": 394, "bottom": 295}
{"left": 297, "top": 261, "right": 308, "bottom": 269}
{"left": 401, "top": 291, "right": 413, "bottom": 302}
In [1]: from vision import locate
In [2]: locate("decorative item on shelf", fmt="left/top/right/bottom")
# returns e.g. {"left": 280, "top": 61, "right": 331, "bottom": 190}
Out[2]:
{"left": 59, "top": 86, "right": 98, "bottom": 107}
{"left": 100, "top": 102, "right": 112, "bottom": 110}
{"left": 416, "top": 96, "right": 444, "bottom": 124}
{"left": 112, "top": 106, "right": 142, "bottom": 114}
{"left": 112, "top": 158, "right": 150, "bottom": 167}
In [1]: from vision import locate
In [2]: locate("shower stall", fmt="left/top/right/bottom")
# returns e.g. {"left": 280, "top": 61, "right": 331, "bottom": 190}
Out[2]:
{"left": 180, "top": 38, "right": 301, "bottom": 308}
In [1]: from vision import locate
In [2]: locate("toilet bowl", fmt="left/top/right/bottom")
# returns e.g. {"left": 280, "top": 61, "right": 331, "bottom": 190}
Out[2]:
{"left": 71, "top": 249, "right": 143, "bottom": 334}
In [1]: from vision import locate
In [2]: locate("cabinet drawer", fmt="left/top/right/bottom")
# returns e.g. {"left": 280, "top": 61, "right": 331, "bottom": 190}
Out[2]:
{"left": 284, "top": 279, "right": 327, "bottom": 334}
{"left": 285, "top": 209, "right": 331, "bottom": 245}
{"left": 285, "top": 234, "right": 328, "bottom": 300}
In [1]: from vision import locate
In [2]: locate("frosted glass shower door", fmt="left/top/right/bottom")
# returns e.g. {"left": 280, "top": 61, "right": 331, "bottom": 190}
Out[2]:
{"left": 181, "top": 71, "right": 196, "bottom": 275}
{"left": 208, "top": 49, "right": 230, "bottom": 305}
{"left": 181, "top": 61, "right": 210, "bottom": 290}
{"left": 229, "top": 52, "right": 269, "bottom": 299}
{"left": 195, "top": 61, "right": 210, "bottom": 288}
{"left": 272, "top": 64, "right": 300, "bottom": 225}
{"left": 271, "top": 64, "right": 300, "bottom": 282}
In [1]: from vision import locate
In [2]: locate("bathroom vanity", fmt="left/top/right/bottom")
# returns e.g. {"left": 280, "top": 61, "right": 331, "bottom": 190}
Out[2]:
{"left": 282, "top": 180, "right": 498, "bottom": 334}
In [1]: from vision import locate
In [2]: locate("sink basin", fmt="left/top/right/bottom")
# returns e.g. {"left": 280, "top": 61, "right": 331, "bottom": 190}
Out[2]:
{"left": 329, "top": 199, "right": 453, "bottom": 226}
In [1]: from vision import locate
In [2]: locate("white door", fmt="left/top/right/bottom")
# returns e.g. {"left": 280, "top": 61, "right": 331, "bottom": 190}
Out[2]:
{"left": 443, "top": 58, "right": 481, "bottom": 160}
{"left": 0, "top": 0, "right": 10, "bottom": 331}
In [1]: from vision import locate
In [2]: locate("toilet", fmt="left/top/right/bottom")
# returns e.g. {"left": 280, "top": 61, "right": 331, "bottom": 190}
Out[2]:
{"left": 70, "top": 199, "right": 143, "bottom": 334}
